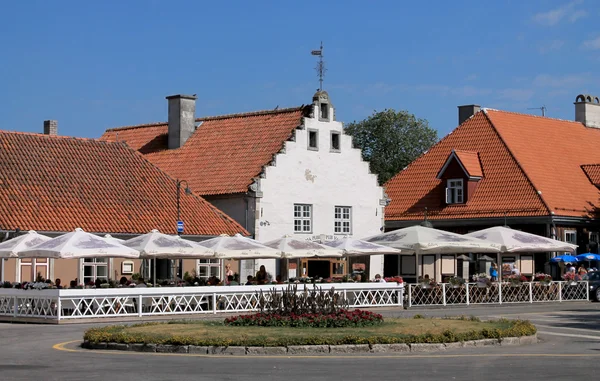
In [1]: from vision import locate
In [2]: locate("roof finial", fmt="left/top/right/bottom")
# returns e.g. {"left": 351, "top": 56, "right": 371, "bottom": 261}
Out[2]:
{"left": 421, "top": 207, "right": 433, "bottom": 228}
{"left": 311, "top": 41, "right": 325, "bottom": 91}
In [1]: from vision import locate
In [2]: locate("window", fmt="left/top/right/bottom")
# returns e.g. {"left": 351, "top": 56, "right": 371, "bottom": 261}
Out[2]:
{"left": 83, "top": 258, "right": 108, "bottom": 285}
{"left": 308, "top": 130, "right": 318, "bottom": 150}
{"left": 121, "top": 261, "right": 134, "bottom": 275}
{"left": 446, "top": 179, "right": 464, "bottom": 204}
{"left": 294, "top": 204, "right": 312, "bottom": 233}
{"left": 197, "top": 259, "right": 221, "bottom": 280}
{"left": 320, "top": 103, "right": 329, "bottom": 120}
{"left": 334, "top": 206, "right": 352, "bottom": 234}
{"left": 565, "top": 230, "right": 577, "bottom": 246}
{"left": 330, "top": 131, "right": 340, "bottom": 151}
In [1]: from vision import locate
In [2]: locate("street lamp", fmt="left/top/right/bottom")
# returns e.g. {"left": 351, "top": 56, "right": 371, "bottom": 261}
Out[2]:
{"left": 174, "top": 180, "right": 192, "bottom": 279}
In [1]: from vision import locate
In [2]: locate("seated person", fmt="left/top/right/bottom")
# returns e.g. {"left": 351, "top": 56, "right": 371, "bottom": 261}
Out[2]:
{"left": 227, "top": 275, "right": 239, "bottom": 286}
{"left": 119, "top": 277, "right": 128, "bottom": 287}
{"left": 373, "top": 274, "right": 386, "bottom": 283}
{"left": 275, "top": 275, "right": 284, "bottom": 284}
{"left": 69, "top": 280, "right": 77, "bottom": 289}
{"left": 135, "top": 277, "right": 147, "bottom": 287}
{"left": 55, "top": 278, "right": 63, "bottom": 289}
{"left": 245, "top": 275, "right": 254, "bottom": 285}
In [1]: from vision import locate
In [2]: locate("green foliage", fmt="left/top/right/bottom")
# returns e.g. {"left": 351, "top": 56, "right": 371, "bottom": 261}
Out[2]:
{"left": 131, "top": 273, "right": 140, "bottom": 281}
{"left": 344, "top": 109, "right": 438, "bottom": 185}
{"left": 257, "top": 284, "right": 349, "bottom": 316}
{"left": 413, "top": 314, "right": 425, "bottom": 319}
{"left": 83, "top": 319, "right": 536, "bottom": 347}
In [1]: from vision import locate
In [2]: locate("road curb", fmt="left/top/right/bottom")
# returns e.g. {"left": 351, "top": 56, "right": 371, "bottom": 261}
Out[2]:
{"left": 81, "top": 334, "right": 537, "bottom": 355}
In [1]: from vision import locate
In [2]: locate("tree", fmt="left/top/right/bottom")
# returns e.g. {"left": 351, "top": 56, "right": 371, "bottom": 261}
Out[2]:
{"left": 345, "top": 109, "right": 438, "bottom": 185}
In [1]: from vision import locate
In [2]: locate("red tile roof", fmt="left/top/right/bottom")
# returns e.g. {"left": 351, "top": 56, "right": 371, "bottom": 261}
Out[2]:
{"left": 0, "top": 131, "right": 248, "bottom": 236}
{"left": 581, "top": 165, "right": 600, "bottom": 187}
{"left": 454, "top": 150, "right": 483, "bottom": 178}
{"left": 386, "top": 108, "right": 600, "bottom": 221}
{"left": 101, "top": 107, "right": 305, "bottom": 196}
{"left": 384, "top": 110, "right": 549, "bottom": 221}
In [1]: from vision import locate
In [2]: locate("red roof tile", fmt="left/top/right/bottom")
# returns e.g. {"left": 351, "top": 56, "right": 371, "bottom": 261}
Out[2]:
{"left": 101, "top": 107, "right": 305, "bottom": 196}
{"left": 581, "top": 165, "right": 600, "bottom": 187}
{"left": 487, "top": 110, "right": 600, "bottom": 218}
{"left": 384, "top": 111, "right": 549, "bottom": 221}
{"left": 454, "top": 150, "right": 483, "bottom": 178}
{"left": 0, "top": 131, "right": 248, "bottom": 236}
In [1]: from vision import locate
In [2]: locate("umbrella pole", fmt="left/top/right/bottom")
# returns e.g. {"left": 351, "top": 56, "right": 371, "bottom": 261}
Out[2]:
{"left": 153, "top": 258, "right": 157, "bottom": 286}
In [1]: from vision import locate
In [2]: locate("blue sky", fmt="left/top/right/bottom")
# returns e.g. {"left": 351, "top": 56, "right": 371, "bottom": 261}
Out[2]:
{"left": 0, "top": 0, "right": 599, "bottom": 138}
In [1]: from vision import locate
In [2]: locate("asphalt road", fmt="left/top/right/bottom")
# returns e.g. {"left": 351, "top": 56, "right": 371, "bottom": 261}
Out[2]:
{"left": 1, "top": 302, "right": 599, "bottom": 381}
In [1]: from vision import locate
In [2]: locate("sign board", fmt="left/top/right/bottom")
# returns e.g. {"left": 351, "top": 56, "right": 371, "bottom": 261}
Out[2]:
{"left": 177, "top": 221, "right": 184, "bottom": 233}
{"left": 352, "top": 263, "right": 366, "bottom": 271}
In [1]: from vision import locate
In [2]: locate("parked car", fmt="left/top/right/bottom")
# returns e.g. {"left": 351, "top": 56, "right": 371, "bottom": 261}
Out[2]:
{"left": 583, "top": 271, "right": 600, "bottom": 301}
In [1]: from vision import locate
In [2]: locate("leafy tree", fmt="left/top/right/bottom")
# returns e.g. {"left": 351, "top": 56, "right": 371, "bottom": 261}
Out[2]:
{"left": 345, "top": 109, "right": 438, "bottom": 185}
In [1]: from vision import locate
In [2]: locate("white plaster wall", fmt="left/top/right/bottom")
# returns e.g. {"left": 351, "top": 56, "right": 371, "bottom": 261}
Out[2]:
{"left": 254, "top": 105, "right": 385, "bottom": 279}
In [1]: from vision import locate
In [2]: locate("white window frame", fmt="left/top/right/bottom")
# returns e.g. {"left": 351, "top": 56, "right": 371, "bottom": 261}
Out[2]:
{"left": 82, "top": 258, "right": 108, "bottom": 285}
{"left": 197, "top": 259, "right": 221, "bottom": 280}
{"left": 564, "top": 230, "right": 577, "bottom": 245}
{"left": 308, "top": 129, "right": 319, "bottom": 151}
{"left": 446, "top": 178, "right": 464, "bottom": 204}
{"left": 334, "top": 206, "right": 352, "bottom": 234}
{"left": 330, "top": 131, "right": 341, "bottom": 152}
{"left": 294, "top": 204, "right": 313, "bottom": 233}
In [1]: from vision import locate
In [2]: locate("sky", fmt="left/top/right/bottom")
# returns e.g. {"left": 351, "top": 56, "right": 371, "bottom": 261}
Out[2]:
{"left": 0, "top": 0, "right": 599, "bottom": 139}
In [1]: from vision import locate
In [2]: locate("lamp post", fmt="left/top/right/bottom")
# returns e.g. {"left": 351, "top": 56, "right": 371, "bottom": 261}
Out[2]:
{"left": 174, "top": 179, "right": 192, "bottom": 279}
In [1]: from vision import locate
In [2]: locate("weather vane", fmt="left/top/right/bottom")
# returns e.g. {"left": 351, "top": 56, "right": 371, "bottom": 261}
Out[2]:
{"left": 311, "top": 41, "right": 326, "bottom": 91}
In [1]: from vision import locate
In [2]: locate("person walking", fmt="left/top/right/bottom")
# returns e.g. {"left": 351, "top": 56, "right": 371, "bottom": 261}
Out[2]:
{"left": 490, "top": 263, "right": 498, "bottom": 282}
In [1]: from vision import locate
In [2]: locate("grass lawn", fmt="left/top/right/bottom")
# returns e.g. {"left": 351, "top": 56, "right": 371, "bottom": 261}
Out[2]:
{"left": 84, "top": 317, "right": 535, "bottom": 347}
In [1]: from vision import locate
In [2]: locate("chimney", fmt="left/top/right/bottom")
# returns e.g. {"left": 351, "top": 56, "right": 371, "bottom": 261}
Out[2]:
{"left": 458, "top": 105, "right": 481, "bottom": 125}
{"left": 43, "top": 120, "right": 58, "bottom": 136}
{"left": 575, "top": 94, "right": 600, "bottom": 128}
{"left": 166, "top": 94, "right": 197, "bottom": 149}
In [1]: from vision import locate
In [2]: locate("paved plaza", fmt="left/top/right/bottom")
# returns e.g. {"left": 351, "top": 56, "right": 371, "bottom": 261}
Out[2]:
{"left": 0, "top": 302, "right": 599, "bottom": 381}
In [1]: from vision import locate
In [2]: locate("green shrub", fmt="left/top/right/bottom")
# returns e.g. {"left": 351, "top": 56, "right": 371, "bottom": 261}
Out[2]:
{"left": 224, "top": 309, "right": 383, "bottom": 328}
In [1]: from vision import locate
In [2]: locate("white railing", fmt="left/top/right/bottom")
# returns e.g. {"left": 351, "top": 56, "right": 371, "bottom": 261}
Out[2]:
{"left": 408, "top": 281, "right": 589, "bottom": 307}
{"left": 0, "top": 283, "right": 404, "bottom": 322}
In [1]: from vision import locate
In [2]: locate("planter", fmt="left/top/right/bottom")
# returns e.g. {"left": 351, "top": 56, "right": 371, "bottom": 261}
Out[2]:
{"left": 450, "top": 284, "right": 463, "bottom": 289}
{"left": 538, "top": 281, "right": 552, "bottom": 287}
{"left": 508, "top": 282, "right": 522, "bottom": 287}
{"left": 568, "top": 281, "right": 578, "bottom": 286}
{"left": 420, "top": 284, "right": 432, "bottom": 289}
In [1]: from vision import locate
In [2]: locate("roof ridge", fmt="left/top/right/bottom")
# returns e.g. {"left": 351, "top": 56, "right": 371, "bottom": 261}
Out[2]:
{"left": 482, "top": 111, "right": 552, "bottom": 215}
{"left": 483, "top": 108, "right": 581, "bottom": 125}
{"left": 105, "top": 106, "right": 305, "bottom": 132}
{"left": 0, "top": 129, "right": 120, "bottom": 144}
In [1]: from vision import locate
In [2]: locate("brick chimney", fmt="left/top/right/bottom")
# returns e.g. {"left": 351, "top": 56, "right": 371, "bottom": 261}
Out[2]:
{"left": 458, "top": 105, "right": 481, "bottom": 125}
{"left": 43, "top": 120, "right": 58, "bottom": 136}
{"left": 575, "top": 94, "right": 600, "bottom": 128}
{"left": 166, "top": 94, "right": 197, "bottom": 149}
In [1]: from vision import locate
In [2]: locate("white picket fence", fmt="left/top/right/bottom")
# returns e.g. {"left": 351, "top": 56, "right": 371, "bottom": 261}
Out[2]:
{"left": 407, "top": 281, "right": 589, "bottom": 307}
{"left": 0, "top": 283, "right": 404, "bottom": 322}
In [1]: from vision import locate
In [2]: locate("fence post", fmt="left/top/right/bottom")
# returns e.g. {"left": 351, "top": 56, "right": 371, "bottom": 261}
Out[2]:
{"left": 466, "top": 283, "right": 470, "bottom": 305}
{"left": 529, "top": 282, "right": 533, "bottom": 303}
{"left": 13, "top": 296, "right": 17, "bottom": 317}
{"left": 212, "top": 293, "right": 217, "bottom": 314}
{"left": 138, "top": 294, "right": 143, "bottom": 317}
{"left": 57, "top": 296, "right": 62, "bottom": 321}
{"left": 398, "top": 286, "right": 404, "bottom": 307}
{"left": 586, "top": 281, "right": 590, "bottom": 301}
{"left": 408, "top": 285, "right": 412, "bottom": 308}
{"left": 442, "top": 283, "right": 447, "bottom": 306}
{"left": 498, "top": 282, "right": 502, "bottom": 304}
{"left": 558, "top": 282, "right": 562, "bottom": 302}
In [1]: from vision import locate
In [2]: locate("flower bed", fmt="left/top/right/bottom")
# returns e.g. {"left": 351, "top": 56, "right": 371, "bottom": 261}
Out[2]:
{"left": 224, "top": 309, "right": 383, "bottom": 328}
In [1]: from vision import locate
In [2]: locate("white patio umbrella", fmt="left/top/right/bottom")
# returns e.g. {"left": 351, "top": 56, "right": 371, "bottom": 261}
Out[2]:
{"left": 122, "top": 229, "right": 214, "bottom": 283}
{"left": 103, "top": 234, "right": 125, "bottom": 244}
{"left": 19, "top": 228, "right": 140, "bottom": 259}
{"left": 465, "top": 226, "right": 578, "bottom": 253}
{"left": 365, "top": 225, "right": 502, "bottom": 254}
{"left": 197, "top": 234, "right": 281, "bottom": 259}
{"left": 0, "top": 231, "right": 51, "bottom": 258}
{"left": 322, "top": 237, "right": 402, "bottom": 256}
{"left": 263, "top": 235, "right": 342, "bottom": 258}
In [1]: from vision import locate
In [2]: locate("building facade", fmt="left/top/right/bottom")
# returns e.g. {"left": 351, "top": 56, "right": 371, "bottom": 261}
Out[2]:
{"left": 102, "top": 91, "right": 386, "bottom": 280}
{"left": 383, "top": 94, "right": 600, "bottom": 282}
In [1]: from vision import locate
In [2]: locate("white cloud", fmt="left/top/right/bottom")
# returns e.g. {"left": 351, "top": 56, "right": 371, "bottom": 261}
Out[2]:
{"left": 583, "top": 36, "right": 600, "bottom": 50}
{"left": 532, "top": 0, "right": 587, "bottom": 26}
{"left": 532, "top": 73, "right": 590, "bottom": 88}
{"left": 538, "top": 40, "right": 565, "bottom": 54}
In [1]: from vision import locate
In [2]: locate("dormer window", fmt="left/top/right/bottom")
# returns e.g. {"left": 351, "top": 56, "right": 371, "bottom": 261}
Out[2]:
{"left": 320, "top": 103, "right": 329, "bottom": 121}
{"left": 446, "top": 179, "right": 464, "bottom": 204}
{"left": 330, "top": 131, "right": 340, "bottom": 151}
{"left": 308, "top": 129, "right": 318, "bottom": 150}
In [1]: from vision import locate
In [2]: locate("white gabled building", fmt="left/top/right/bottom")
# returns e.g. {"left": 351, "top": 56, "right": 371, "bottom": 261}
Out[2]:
{"left": 102, "top": 91, "right": 387, "bottom": 281}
